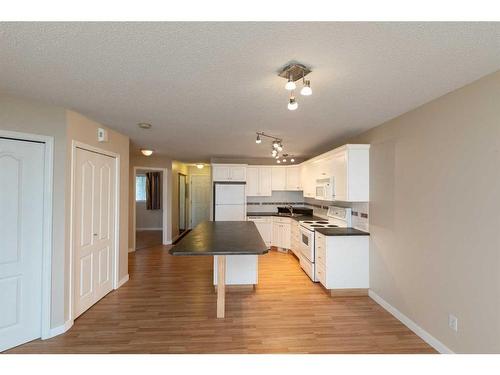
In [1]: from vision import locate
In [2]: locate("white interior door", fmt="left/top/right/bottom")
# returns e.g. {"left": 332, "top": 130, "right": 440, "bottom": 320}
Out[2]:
{"left": 0, "top": 138, "right": 45, "bottom": 351}
{"left": 74, "top": 147, "right": 116, "bottom": 318}
{"left": 190, "top": 175, "right": 210, "bottom": 228}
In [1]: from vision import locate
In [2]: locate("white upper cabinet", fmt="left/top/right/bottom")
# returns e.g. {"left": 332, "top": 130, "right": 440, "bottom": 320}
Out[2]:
{"left": 212, "top": 164, "right": 247, "bottom": 182}
{"left": 246, "top": 166, "right": 272, "bottom": 196}
{"left": 271, "top": 167, "right": 286, "bottom": 190}
{"left": 300, "top": 144, "right": 370, "bottom": 202}
{"left": 285, "top": 166, "right": 302, "bottom": 191}
{"left": 259, "top": 167, "right": 272, "bottom": 196}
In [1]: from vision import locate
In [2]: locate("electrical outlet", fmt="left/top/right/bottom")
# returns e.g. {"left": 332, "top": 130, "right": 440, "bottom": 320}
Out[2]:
{"left": 448, "top": 314, "right": 458, "bottom": 332}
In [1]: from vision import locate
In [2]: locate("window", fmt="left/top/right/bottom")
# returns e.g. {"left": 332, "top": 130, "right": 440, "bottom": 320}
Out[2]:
{"left": 136, "top": 175, "right": 146, "bottom": 201}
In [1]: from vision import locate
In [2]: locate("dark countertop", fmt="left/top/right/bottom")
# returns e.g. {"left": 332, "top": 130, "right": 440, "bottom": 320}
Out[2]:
{"left": 315, "top": 227, "right": 370, "bottom": 236}
{"left": 247, "top": 212, "right": 325, "bottom": 222}
{"left": 169, "top": 221, "right": 269, "bottom": 256}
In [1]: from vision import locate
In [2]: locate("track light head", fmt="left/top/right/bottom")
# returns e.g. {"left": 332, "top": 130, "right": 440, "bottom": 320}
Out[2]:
{"left": 256, "top": 134, "right": 262, "bottom": 144}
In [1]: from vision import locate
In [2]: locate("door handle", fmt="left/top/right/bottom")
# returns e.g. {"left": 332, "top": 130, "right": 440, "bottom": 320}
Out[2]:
{"left": 93, "top": 233, "right": 98, "bottom": 236}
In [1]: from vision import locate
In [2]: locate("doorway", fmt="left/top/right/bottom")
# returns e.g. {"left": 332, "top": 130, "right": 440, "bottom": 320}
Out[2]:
{"left": 0, "top": 132, "right": 53, "bottom": 352}
{"left": 178, "top": 173, "right": 188, "bottom": 236}
{"left": 190, "top": 174, "right": 211, "bottom": 228}
{"left": 135, "top": 169, "right": 164, "bottom": 250}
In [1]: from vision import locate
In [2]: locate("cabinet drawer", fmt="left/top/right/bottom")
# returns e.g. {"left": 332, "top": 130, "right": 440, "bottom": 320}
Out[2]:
{"left": 274, "top": 217, "right": 291, "bottom": 224}
{"left": 316, "top": 246, "right": 326, "bottom": 265}
{"left": 316, "top": 264, "right": 326, "bottom": 286}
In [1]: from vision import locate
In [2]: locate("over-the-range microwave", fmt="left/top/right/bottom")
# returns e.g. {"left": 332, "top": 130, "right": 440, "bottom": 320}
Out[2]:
{"left": 315, "top": 177, "right": 335, "bottom": 201}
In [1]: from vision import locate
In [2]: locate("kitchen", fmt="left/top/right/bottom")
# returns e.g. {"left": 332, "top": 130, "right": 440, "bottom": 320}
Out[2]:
{"left": 208, "top": 143, "right": 370, "bottom": 297}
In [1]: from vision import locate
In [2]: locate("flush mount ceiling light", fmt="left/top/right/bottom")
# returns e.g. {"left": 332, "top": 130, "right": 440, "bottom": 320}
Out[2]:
{"left": 278, "top": 62, "right": 312, "bottom": 110}
{"left": 300, "top": 80, "right": 312, "bottom": 96}
{"left": 285, "top": 74, "right": 296, "bottom": 91}
{"left": 141, "top": 149, "right": 154, "bottom": 156}
{"left": 138, "top": 122, "right": 152, "bottom": 129}
{"left": 287, "top": 95, "right": 298, "bottom": 111}
{"left": 196, "top": 163, "right": 204, "bottom": 169}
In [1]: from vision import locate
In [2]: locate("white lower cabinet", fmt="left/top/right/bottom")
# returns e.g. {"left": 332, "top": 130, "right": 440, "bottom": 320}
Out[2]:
{"left": 271, "top": 217, "right": 291, "bottom": 249}
{"left": 290, "top": 220, "right": 301, "bottom": 256}
{"left": 247, "top": 216, "right": 272, "bottom": 247}
{"left": 315, "top": 232, "right": 369, "bottom": 290}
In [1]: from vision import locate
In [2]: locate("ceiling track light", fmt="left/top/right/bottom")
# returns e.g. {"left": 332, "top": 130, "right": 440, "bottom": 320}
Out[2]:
{"left": 255, "top": 134, "right": 261, "bottom": 144}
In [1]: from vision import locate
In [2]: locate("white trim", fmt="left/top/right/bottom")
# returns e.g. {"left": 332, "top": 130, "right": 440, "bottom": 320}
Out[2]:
{"left": 69, "top": 141, "right": 121, "bottom": 321}
{"left": 132, "top": 166, "right": 170, "bottom": 248}
{"left": 0, "top": 130, "right": 54, "bottom": 342}
{"left": 47, "top": 319, "right": 73, "bottom": 339}
{"left": 136, "top": 227, "right": 163, "bottom": 231}
{"left": 368, "top": 290, "right": 454, "bottom": 354}
{"left": 117, "top": 274, "right": 129, "bottom": 288}
{"left": 128, "top": 248, "right": 135, "bottom": 253}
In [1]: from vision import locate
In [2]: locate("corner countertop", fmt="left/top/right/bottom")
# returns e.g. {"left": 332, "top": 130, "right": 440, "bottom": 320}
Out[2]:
{"left": 315, "top": 227, "right": 370, "bottom": 236}
{"left": 169, "top": 221, "right": 269, "bottom": 256}
{"left": 247, "top": 212, "right": 325, "bottom": 222}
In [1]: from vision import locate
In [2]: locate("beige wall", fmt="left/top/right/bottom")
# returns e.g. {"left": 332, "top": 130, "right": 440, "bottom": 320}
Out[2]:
{"left": 0, "top": 96, "right": 131, "bottom": 330}
{"left": 346, "top": 70, "right": 500, "bottom": 353}
{"left": 129, "top": 154, "right": 173, "bottom": 248}
{"left": 0, "top": 94, "right": 67, "bottom": 327}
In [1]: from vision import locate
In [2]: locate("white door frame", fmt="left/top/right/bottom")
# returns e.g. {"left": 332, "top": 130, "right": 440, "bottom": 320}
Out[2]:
{"left": 0, "top": 130, "right": 54, "bottom": 340}
{"left": 69, "top": 141, "right": 121, "bottom": 321}
{"left": 132, "top": 166, "right": 170, "bottom": 250}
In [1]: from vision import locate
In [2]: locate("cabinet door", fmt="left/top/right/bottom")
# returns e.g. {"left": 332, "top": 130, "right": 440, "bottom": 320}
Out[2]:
{"left": 246, "top": 167, "right": 259, "bottom": 196}
{"left": 259, "top": 167, "right": 272, "bottom": 196}
{"left": 286, "top": 167, "right": 301, "bottom": 190}
{"left": 257, "top": 221, "right": 272, "bottom": 247}
{"left": 230, "top": 166, "right": 246, "bottom": 181}
{"left": 212, "top": 166, "right": 229, "bottom": 181}
{"left": 271, "top": 167, "right": 286, "bottom": 190}
{"left": 272, "top": 222, "right": 281, "bottom": 247}
{"left": 282, "top": 223, "right": 291, "bottom": 249}
{"left": 331, "top": 152, "right": 347, "bottom": 201}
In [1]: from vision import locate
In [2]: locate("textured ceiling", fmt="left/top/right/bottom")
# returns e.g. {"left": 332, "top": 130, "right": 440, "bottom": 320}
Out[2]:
{"left": 1, "top": 22, "right": 499, "bottom": 162}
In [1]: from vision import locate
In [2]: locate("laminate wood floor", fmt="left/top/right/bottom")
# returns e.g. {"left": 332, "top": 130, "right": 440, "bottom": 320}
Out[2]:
{"left": 135, "top": 230, "right": 163, "bottom": 250}
{"left": 8, "top": 246, "right": 436, "bottom": 354}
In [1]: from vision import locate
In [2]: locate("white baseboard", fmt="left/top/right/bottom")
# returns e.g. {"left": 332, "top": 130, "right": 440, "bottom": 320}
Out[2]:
{"left": 117, "top": 274, "right": 129, "bottom": 288}
{"left": 164, "top": 240, "right": 172, "bottom": 245}
{"left": 136, "top": 227, "right": 163, "bottom": 231}
{"left": 45, "top": 319, "right": 73, "bottom": 339}
{"left": 128, "top": 248, "right": 135, "bottom": 253}
{"left": 368, "top": 290, "right": 454, "bottom": 354}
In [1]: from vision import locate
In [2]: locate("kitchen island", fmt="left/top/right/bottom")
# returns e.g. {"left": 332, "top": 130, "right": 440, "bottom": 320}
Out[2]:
{"left": 169, "top": 221, "right": 268, "bottom": 318}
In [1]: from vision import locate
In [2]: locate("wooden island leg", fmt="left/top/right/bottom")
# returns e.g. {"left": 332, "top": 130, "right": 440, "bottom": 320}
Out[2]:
{"left": 217, "top": 255, "right": 226, "bottom": 318}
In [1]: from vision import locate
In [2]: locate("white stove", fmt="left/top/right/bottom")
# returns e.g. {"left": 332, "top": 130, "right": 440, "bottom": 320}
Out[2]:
{"left": 297, "top": 206, "right": 352, "bottom": 282}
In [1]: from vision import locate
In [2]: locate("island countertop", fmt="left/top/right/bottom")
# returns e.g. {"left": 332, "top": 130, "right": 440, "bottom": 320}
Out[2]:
{"left": 169, "top": 221, "right": 269, "bottom": 256}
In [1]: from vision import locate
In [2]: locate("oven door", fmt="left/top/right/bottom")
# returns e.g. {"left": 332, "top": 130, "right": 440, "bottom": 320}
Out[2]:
{"left": 299, "top": 226, "right": 315, "bottom": 262}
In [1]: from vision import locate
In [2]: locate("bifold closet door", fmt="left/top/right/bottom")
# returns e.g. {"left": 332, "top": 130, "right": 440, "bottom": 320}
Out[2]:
{"left": 74, "top": 147, "right": 116, "bottom": 318}
{"left": 0, "top": 137, "right": 44, "bottom": 351}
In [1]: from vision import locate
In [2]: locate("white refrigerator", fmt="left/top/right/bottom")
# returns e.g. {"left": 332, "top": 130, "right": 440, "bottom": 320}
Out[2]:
{"left": 212, "top": 182, "right": 257, "bottom": 285}
{"left": 213, "top": 183, "right": 246, "bottom": 221}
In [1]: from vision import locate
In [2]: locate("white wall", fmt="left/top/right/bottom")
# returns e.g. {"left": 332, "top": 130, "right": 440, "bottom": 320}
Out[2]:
{"left": 347, "top": 70, "right": 500, "bottom": 353}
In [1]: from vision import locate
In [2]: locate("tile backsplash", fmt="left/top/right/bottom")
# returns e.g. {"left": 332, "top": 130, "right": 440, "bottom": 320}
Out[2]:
{"left": 246, "top": 191, "right": 304, "bottom": 213}
{"left": 247, "top": 192, "right": 369, "bottom": 232}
